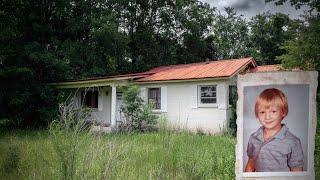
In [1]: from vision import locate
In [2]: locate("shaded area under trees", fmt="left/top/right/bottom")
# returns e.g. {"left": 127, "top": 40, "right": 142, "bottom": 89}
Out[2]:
{"left": 0, "top": 0, "right": 315, "bottom": 128}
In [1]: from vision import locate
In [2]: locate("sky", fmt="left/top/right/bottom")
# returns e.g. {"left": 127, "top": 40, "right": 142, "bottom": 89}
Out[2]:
{"left": 200, "top": 0, "right": 308, "bottom": 19}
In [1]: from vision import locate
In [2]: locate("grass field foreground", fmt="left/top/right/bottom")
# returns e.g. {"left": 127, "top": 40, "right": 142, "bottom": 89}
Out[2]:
{"left": 0, "top": 129, "right": 235, "bottom": 180}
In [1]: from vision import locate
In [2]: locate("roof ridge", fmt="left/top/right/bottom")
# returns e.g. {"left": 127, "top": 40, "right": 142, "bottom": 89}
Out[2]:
{"left": 148, "top": 57, "right": 253, "bottom": 71}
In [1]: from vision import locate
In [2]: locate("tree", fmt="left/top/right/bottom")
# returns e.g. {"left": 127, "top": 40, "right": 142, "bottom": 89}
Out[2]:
{"left": 266, "top": 0, "right": 320, "bottom": 132}
{"left": 112, "top": 0, "right": 216, "bottom": 70}
{"left": 277, "top": 14, "right": 319, "bottom": 70}
{"left": 210, "top": 8, "right": 252, "bottom": 60}
{"left": 175, "top": 1, "right": 216, "bottom": 63}
{"left": 266, "top": 0, "right": 320, "bottom": 12}
{"left": 0, "top": 0, "right": 219, "bottom": 128}
{"left": 0, "top": 0, "right": 125, "bottom": 127}
{"left": 249, "top": 12, "right": 298, "bottom": 65}
{"left": 264, "top": 0, "right": 319, "bottom": 70}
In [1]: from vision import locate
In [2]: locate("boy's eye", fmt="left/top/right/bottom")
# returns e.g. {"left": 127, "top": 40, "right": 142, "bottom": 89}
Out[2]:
{"left": 259, "top": 111, "right": 265, "bottom": 114}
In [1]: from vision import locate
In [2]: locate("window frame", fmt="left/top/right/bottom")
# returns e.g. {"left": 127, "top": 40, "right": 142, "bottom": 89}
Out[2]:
{"left": 81, "top": 90, "right": 99, "bottom": 109}
{"left": 148, "top": 87, "right": 161, "bottom": 110}
{"left": 198, "top": 85, "right": 217, "bottom": 107}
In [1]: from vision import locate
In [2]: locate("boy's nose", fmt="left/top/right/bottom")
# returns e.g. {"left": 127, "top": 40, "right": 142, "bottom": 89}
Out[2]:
{"left": 265, "top": 112, "right": 271, "bottom": 119}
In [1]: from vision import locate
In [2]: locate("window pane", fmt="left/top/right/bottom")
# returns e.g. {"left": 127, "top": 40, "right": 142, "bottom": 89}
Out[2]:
{"left": 148, "top": 88, "right": 161, "bottom": 109}
{"left": 82, "top": 91, "right": 98, "bottom": 108}
{"left": 116, "top": 92, "right": 123, "bottom": 100}
{"left": 199, "top": 85, "right": 217, "bottom": 104}
{"left": 92, "top": 91, "right": 98, "bottom": 108}
{"left": 201, "top": 91, "right": 216, "bottom": 97}
{"left": 201, "top": 98, "right": 216, "bottom": 104}
{"left": 200, "top": 86, "right": 216, "bottom": 97}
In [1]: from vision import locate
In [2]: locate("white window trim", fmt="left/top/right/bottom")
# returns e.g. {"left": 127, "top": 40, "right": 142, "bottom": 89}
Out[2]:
{"left": 198, "top": 85, "right": 218, "bottom": 108}
{"left": 148, "top": 87, "right": 161, "bottom": 110}
{"left": 145, "top": 86, "right": 167, "bottom": 113}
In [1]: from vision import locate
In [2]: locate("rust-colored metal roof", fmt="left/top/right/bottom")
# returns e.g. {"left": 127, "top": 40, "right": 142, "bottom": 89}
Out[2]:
{"left": 250, "top": 64, "right": 281, "bottom": 73}
{"left": 137, "top": 57, "right": 257, "bottom": 82}
{"left": 53, "top": 57, "right": 258, "bottom": 88}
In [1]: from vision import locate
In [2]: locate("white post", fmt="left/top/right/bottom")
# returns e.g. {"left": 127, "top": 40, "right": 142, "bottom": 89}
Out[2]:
{"left": 110, "top": 84, "right": 117, "bottom": 127}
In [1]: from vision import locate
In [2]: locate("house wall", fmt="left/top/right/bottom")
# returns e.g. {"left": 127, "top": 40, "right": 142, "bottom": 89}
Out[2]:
{"left": 139, "top": 78, "right": 236, "bottom": 134}
{"left": 75, "top": 87, "right": 112, "bottom": 125}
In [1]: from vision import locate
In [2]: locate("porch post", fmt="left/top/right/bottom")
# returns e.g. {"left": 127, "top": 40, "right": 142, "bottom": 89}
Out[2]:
{"left": 110, "top": 84, "right": 117, "bottom": 127}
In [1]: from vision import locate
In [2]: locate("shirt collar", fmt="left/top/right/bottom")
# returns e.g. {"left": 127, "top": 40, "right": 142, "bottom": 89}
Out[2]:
{"left": 255, "top": 126, "right": 264, "bottom": 142}
{"left": 254, "top": 124, "right": 287, "bottom": 142}
{"left": 274, "top": 124, "right": 288, "bottom": 140}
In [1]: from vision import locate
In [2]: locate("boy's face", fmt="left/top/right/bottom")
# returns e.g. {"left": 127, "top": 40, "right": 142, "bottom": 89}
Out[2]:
{"left": 256, "top": 104, "right": 285, "bottom": 130}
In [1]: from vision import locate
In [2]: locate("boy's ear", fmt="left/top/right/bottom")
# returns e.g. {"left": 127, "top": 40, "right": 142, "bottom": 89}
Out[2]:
{"left": 281, "top": 111, "right": 286, "bottom": 119}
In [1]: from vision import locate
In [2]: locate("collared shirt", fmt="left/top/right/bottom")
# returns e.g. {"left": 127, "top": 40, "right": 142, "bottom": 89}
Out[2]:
{"left": 247, "top": 125, "right": 304, "bottom": 172}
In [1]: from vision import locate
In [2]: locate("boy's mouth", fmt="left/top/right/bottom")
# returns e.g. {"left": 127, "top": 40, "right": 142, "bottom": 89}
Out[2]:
{"left": 263, "top": 120, "right": 274, "bottom": 124}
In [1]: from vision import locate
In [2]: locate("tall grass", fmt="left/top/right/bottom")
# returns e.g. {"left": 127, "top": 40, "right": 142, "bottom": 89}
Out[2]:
{"left": 0, "top": 95, "right": 236, "bottom": 179}
{"left": 0, "top": 128, "right": 320, "bottom": 179}
{"left": 0, "top": 96, "right": 318, "bottom": 179}
{"left": 0, "top": 128, "right": 236, "bottom": 179}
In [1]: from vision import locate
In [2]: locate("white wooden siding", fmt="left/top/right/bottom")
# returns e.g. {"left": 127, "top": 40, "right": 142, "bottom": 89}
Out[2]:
{"left": 160, "top": 86, "right": 167, "bottom": 112}
{"left": 140, "top": 79, "right": 231, "bottom": 134}
{"left": 76, "top": 87, "right": 111, "bottom": 125}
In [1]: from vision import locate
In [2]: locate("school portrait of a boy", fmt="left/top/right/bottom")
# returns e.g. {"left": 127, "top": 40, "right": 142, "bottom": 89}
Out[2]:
{"left": 242, "top": 85, "right": 309, "bottom": 172}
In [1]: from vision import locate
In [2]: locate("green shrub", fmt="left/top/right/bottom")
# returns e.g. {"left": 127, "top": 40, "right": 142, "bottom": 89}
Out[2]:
{"left": 315, "top": 133, "right": 320, "bottom": 178}
{"left": 229, "top": 87, "right": 238, "bottom": 136}
{"left": 120, "top": 84, "right": 158, "bottom": 133}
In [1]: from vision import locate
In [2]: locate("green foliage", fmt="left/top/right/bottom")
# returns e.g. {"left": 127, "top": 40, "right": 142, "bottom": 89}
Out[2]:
{"left": 121, "top": 84, "right": 157, "bottom": 132}
{"left": 0, "top": 130, "right": 236, "bottom": 179}
{"left": 50, "top": 108, "right": 91, "bottom": 179}
{"left": 229, "top": 90, "right": 238, "bottom": 136}
{"left": 0, "top": 0, "right": 126, "bottom": 128}
{"left": 0, "top": 0, "right": 218, "bottom": 128}
{"left": 316, "top": 133, "right": 320, "bottom": 178}
{"left": 265, "top": 0, "right": 319, "bottom": 70}
{"left": 211, "top": 7, "right": 253, "bottom": 60}
{"left": 1, "top": 143, "right": 20, "bottom": 174}
{"left": 277, "top": 14, "right": 320, "bottom": 70}
{"left": 266, "top": 1, "right": 320, "bottom": 127}
{"left": 1, "top": 128, "right": 320, "bottom": 179}
{"left": 266, "top": 0, "right": 320, "bottom": 12}
{"left": 249, "top": 12, "right": 298, "bottom": 65}
{"left": 1, "top": 0, "right": 315, "bottom": 129}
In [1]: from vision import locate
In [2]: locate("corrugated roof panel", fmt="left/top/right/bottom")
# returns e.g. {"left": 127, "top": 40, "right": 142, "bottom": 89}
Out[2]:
{"left": 250, "top": 65, "right": 280, "bottom": 73}
{"left": 54, "top": 57, "right": 258, "bottom": 87}
{"left": 137, "top": 57, "right": 256, "bottom": 82}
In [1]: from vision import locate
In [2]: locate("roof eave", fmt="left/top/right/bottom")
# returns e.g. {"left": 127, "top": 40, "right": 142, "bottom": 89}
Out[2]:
{"left": 50, "top": 76, "right": 141, "bottom": 88}
{"left": 135, "top": 76, "right": 230, "bottom": 84}
{"left": 229, "top": 57, "right": 257, "bottom": 78}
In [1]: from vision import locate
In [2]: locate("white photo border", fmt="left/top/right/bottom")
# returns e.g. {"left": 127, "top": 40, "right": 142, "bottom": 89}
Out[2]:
{"left": 235, "top": 71, "right": 318, "bottom": 180}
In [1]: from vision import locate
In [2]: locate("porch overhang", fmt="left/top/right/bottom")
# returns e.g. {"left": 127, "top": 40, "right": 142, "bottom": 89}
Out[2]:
{"left": 50, "top": 75, "right": 145, "bottom": 89}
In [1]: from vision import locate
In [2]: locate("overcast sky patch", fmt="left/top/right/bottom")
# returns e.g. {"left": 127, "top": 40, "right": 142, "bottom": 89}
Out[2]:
{"left": 201, "top": 0, "right": 308, "bottom": 19}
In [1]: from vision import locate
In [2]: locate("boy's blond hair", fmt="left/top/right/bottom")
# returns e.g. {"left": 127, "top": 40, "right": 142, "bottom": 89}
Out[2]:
{"left": 255, "top": 88, "right": 288, "bottom": 118}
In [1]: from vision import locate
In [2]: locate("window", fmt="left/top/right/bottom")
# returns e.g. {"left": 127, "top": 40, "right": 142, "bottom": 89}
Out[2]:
{"left": 199, "top": 85, "right": 217, "bottom": 105}
{"left": 229, "top": 85, "right": 237, "bottom": 106}
{"left": 116, "top": 92, "right": 123, "bottom": 101}
{"left": 148, "top": 88, "right": 161, "bottom": 109}
{"left": 81, "top": 91, "right": 98, "bottom": 108}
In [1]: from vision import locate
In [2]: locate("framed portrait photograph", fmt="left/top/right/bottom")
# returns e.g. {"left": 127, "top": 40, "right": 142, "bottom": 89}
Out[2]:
{"left": 235, "top": 71, "right": 318, "bottom": 180}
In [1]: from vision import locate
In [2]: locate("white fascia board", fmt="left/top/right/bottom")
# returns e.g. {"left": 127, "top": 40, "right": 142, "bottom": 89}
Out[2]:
{"left": 52, "top": 79, "right": 130, "bottom": 89}
{"left": 135, "top": 77, "right": 230, "bottom": 85}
